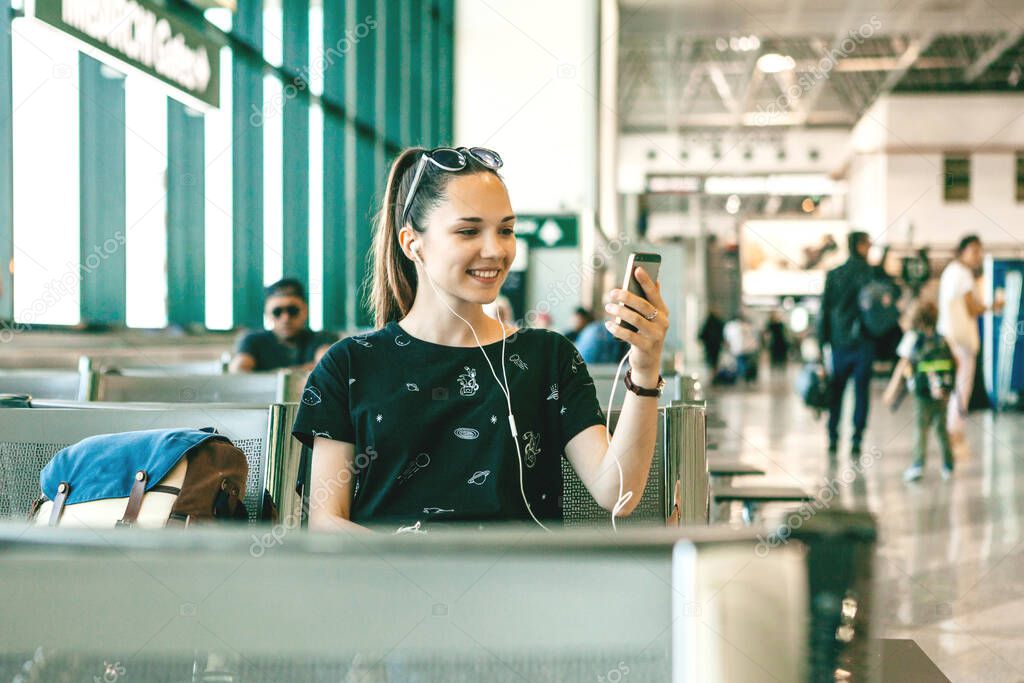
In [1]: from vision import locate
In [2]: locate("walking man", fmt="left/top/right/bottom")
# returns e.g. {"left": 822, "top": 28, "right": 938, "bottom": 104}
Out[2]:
{"left": 818, "top": 232, "right": 875, "bottom": 456}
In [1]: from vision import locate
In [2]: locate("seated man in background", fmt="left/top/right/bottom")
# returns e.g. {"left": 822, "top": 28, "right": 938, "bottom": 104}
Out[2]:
{"left": 229, "top": 279, "right": 337, "bottom": 373}
{"left": 575, "top": 309, "right": 629, "bottom": 364}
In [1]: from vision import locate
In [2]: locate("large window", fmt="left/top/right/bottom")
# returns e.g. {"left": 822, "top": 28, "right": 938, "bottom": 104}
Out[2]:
{"left": 943, "top": 154, "right": 970, "bottom": 202}
{"left": 124, "top": 71, "right": 168, "bottom": 329}
{"left": 262, "top": 4, "right": 284, "bottom": 291}
{"left": 204, "top": 9, "right": 233, "bottom": 330}
{"left": 2, "top": 1, "right": 453, "bottom": 332}
{"left": 11, "top": 18, "right": 80, "bottom": 325}
{"left": 308, "top": 2, "right": 324, "bottom": 331}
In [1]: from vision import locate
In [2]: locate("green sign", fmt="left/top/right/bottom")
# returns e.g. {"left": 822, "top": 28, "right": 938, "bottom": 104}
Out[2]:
{"left": 514, "top": 215, "right": 578, "bottom": 249}
{"left": 32, "top": 0, "right": 223, "bottom": 108}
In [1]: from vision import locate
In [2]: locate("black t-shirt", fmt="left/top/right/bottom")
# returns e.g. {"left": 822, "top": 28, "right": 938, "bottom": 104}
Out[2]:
{"left": 292, "top": 322, "right": 605, "bottom": 528}
{"left": 236, "top": 328, "right": 337, "bottom": 371}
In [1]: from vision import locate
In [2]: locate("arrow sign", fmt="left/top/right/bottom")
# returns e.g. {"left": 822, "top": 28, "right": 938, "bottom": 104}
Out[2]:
{"left": 538, "top": 219, "right": 564, "bottom": 246}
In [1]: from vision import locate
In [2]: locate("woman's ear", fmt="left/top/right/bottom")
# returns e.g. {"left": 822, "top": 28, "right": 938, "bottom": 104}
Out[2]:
{"left": 397, "top": 227, "right": 419, "bottom": 263}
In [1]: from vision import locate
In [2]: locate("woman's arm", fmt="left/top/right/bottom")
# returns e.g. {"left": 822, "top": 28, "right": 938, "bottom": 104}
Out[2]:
{"left": 308, "top": 436, "right": 372, "bottom": 533}
{"left": 564, "top": 267, "right": 669, "bottom": 516}
{"left": 564, "top": 390, "right": 659, "bottom": 516}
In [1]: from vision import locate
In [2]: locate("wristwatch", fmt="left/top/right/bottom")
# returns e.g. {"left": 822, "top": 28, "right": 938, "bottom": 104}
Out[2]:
{"left": 624, "top": 369, "right": 665, "bottom": 397}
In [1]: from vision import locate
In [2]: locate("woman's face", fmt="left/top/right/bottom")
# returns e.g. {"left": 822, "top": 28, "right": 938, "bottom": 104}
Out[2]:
{"left": 416, "top": 172, "right": 516, "bottom": 306}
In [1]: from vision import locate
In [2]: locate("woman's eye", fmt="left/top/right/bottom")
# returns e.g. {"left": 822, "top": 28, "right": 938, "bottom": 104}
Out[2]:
{"left": 500, "top": 227, "right": 515, "bottom": 235}
{"left": 457, "top": 228, "right": 478, "bottom": 236}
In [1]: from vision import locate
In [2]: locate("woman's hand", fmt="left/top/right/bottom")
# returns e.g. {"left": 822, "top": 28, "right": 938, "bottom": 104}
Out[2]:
{"left": 603, "top": 267, "right": 670, "bottom": 385}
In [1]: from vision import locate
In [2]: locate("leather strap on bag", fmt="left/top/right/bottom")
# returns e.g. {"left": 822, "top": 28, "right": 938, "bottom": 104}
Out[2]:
{"left": 48, "top": 482, "right": 71, "bottom": 527}
{"left": 116, "top": 470, "right": 148, "bottom": 528}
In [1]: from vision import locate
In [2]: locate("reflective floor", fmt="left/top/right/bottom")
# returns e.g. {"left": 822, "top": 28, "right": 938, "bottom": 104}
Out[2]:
{"left": 709, "top": 364, "right": 1024, "bottom": 683}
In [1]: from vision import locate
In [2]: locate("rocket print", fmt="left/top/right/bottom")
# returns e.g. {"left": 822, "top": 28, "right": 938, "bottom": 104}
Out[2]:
{"left": 397, "top": 453, "right": 431, "bottom": 484}
{"left": 457, "top": 366, "right": 480, "bottom": 396}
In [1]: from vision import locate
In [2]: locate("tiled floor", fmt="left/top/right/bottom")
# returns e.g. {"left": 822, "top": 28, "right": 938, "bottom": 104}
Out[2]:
{"left": 708, "top": 365, "right": 1024, "bottom": 683}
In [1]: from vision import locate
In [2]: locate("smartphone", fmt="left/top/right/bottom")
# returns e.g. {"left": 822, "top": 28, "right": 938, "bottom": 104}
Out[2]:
{"left": 617, "top": 252, "right": 662, "bottom": 332}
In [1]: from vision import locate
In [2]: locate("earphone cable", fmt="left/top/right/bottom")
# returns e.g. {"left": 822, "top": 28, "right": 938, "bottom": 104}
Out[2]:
{"left": 416, "top": 255, "right": 550, "bottom": 531}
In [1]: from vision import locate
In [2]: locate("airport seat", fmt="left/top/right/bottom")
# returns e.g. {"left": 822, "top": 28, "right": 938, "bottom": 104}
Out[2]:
{"left": 0, "top": 369, "right": 91, "bottom": 401}
{"left": 0, "top": 402, "right": 303, "bottom": 524}
{"left": 708, "top": 459, "right": 766, "bottom": 485}
{"left": 561, "top": 402, "right": 710, "bottom": 527}
{"left": 91, "top": 371, "right": 289, "bottom": 404}
{"left": 0, "top": 509, "right": 877, "bottom": 682}
{"left": 92, "top": 359, "right": 229, "bottom": 375}
{"left": 712, "top": 484, "right": 815, "bottom": 524}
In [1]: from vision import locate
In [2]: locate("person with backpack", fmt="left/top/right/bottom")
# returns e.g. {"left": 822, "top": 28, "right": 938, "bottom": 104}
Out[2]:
{"left": 817, "top": 232, "right": 878, "bottom": 457}
{"left": 892, "top": 302, "right": 957, "bottom": 482}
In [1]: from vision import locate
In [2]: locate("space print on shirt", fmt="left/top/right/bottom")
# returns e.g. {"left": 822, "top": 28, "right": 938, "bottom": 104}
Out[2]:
{"left": 457, "top": 366, "right": 479, "bottom": 396}
{"left": 467, "top": 470, "right": 490, "bottom": 485}
{"left": 509, "top": 354, "right": 528, "bottom": 371}
{"left": 522, "top": 431, "right": 541, "bottom": 468}
{"left": 547, "top": 384, "right": 559, "bottom": 401}
{"left": 302, "top": 386, "right": 322, "bottom": 406}
{"left": 570, "top": 350, "right": 585, "bottom": 374}
{"left": 397, "top": 453, "right": 430, "bottom": 484}
{"left": 351, "top": 336, "right": 373, "bottom": 348}
{"left": 394, "top": 334, "right": 412, "bottom": 347}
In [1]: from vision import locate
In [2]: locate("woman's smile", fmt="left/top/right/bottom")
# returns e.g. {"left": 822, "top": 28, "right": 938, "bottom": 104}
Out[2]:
{"left": 466, "top": 266, "right": 502, "bottom": 284}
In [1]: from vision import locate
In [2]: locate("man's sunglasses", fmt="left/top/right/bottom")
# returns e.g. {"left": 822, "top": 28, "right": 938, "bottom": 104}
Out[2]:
{"left": 402, "top": 147, "right": 503, "bottom": 226}
{"left": 271, "top": 305, "right": 301, "bottom": 319}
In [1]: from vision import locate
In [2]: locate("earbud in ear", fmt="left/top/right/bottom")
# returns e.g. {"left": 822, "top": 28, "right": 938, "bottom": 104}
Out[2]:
{"left": 411, "top": 242, "right": 423, "bottom": 263}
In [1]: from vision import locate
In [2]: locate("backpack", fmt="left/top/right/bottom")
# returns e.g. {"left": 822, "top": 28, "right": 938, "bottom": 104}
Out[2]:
{"left": 910, "top": 334, "right": 956, "bottom": 400}
{"left": 30, "top": 428, "right": 249, "bottom": 528}
{"left": 796, "top": 362, "right": 831, "bottom": 418}
{"left": 858, "top": 279, "right": 901, "bottom": 338}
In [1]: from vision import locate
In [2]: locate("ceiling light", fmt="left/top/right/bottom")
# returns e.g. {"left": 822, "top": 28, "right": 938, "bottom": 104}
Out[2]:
{"left": 757, "top": 53, "right": 796, "bottom": 74}
{"left": 726, "top": 194, "right": 741, "bottom": 215}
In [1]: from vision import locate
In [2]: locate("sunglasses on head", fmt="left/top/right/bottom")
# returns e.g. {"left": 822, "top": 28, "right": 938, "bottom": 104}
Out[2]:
{"left": 402, "top": 147, "right": 503, "bottom": 226}
{"left": 271, "top": 305, "right": 301, "bottom": 319}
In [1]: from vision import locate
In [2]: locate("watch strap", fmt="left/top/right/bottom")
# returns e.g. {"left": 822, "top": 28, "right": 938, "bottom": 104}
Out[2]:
{"left": 624, "top": 369, "right": 663, "bottom": 397}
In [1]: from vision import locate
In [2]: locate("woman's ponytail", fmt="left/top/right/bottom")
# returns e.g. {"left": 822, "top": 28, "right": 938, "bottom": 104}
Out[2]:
{"left": 367, "top": 147, "right": 424, "bottom": 328}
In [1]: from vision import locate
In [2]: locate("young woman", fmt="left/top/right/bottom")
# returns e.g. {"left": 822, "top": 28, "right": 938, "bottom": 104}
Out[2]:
{"left": 292, "top": 147, "right": 670, "bottom": 532}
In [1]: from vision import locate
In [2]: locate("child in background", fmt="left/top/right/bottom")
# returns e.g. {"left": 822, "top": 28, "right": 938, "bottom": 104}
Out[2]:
{"left": 893, "top": 302, "right": 957, "bottom": 482}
